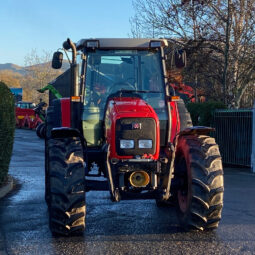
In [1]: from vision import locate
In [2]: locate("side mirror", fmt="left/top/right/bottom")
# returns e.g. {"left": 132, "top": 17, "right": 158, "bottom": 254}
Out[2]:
{"left": 174, "top": 50, "right": 186, "bottom": 68}
{"left": 52, "top": 51, "right": 63, "bottom": 69}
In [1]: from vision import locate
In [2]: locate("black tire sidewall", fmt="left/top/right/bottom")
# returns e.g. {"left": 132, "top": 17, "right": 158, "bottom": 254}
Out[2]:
{"left": 175, "top": 136, "right": 193, "bottom": 228}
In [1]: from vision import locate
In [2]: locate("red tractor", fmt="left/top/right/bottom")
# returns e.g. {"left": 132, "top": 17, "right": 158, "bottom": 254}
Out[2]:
{"left": 45, "top": 38, "right": 224, "bottom": 236}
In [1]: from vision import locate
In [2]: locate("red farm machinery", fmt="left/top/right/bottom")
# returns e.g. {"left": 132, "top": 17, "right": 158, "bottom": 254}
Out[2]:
{"left": 45, "top": 38, "right": 224, "bottom": 236}
{"left": 15, "top": 101, "right": 45, "bottom": 130}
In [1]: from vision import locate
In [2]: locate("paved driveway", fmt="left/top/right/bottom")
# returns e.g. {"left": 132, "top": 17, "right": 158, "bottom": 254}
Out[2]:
{"left": 0, "top": 129, "right": 255, "bottom": 254}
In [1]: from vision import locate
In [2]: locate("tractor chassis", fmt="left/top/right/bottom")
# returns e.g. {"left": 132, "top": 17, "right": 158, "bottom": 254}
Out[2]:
{"left": 84, "top": 146, "right": 180, "bottom": 202}
{"left": 84, "top": 126, "right": 216, "bottom": 203}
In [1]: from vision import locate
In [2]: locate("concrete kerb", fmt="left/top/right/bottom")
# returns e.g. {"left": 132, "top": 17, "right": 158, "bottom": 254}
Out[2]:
{"left": 0, "top": 175, "right": 14, "bottom": 199}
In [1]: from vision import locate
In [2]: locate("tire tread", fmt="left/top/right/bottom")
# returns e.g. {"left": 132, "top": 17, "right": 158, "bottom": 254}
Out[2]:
{"left": 48, "top": 137, "right": 86, "bottom": 236}
{"left": 176, "top": 135, "right": 224, "bottom": 231}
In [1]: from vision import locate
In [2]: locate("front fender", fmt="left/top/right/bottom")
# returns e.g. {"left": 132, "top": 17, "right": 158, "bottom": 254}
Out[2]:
{"left": 51, "top": 127, "right": 81, "bottom": 139}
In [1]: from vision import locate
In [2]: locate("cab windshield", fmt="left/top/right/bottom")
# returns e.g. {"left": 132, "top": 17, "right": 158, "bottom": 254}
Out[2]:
{"left": 84, "top": 49, "right": 165, "bottom": 110}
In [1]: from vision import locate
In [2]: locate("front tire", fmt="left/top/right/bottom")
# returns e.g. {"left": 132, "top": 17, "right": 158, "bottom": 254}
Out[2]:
{"left": 48, "top": 137, "right": 86, "bottom": 235}
{"left": 175, "top": 135, "right": 224, "bottom": 230}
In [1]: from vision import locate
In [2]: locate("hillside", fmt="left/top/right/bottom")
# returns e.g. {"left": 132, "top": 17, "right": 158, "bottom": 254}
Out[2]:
{"left": 0, "top": 61, "right": 69, "bottom": 103}
{"left": 0, "top": 63, "right": 27, "bottom": 75}
{"left": 0, "top": 61, "right": 69, "bottom": 76}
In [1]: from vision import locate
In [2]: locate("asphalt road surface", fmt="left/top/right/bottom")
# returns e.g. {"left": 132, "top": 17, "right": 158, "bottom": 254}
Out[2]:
{"left": 0, "top": 129, "right": 255, "bottom": 255}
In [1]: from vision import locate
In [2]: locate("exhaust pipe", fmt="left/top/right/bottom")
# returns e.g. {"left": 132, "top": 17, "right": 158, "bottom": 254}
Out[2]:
{"left": 129, "top": 171, "right": 150, "bottom": 188}
{"left": 63, "top": 38, "right": 77, "bottom": 64}
{"left": 63, "top": 38, "right": 79, "bottom": 129}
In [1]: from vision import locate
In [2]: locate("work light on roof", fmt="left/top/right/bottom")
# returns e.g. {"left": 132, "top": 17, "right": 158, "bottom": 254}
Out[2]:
{"left": 86, "top": 40, "right": 99, "bottom": 49}
{"left": 149, "top": 40, "right": 162, "bottom": 48}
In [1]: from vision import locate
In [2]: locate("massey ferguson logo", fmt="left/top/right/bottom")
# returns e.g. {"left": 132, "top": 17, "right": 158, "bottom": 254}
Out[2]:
{"left": 132, "top": 122, "right": 142, "bottom": 130}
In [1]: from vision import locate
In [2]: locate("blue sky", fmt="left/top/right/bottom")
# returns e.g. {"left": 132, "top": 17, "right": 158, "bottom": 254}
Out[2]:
{"left": 0, "top": 0, "right": 135, "bottom": 66}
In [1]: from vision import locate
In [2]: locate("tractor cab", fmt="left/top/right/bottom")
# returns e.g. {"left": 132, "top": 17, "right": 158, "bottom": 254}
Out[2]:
{"left": 78, "top": 39, "right": 169, "bottom": 147}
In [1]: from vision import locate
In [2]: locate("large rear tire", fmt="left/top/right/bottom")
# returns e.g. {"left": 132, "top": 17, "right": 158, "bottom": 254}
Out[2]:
{"left": 48, "top": 137, "right": 86, "bottom": 235}
{"left": 174, "top": 135, "right": 224, "bottom": 230}
{"left": 45, "top": 106, "right": 54, "bottom": 205}
{"left": 177, "top": 99, "right": 192, "bottom": 131}
{"left": 45, "top": 105, "right": 61, "bottom": 205}
{"left": 45, "top": 138, "right": 50, "bottom": 206}
{"left": 36, "top": 123, "right": 44, "bottom": 138}
{"left": 45, "top": 106, "right": 55, "bottom": 139}
{"left": 39, "top": 123, "right": 46, "bottom": 139}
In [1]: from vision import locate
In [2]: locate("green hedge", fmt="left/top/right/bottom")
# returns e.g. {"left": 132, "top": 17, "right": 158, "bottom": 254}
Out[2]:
{"left": 0, "top": 82, "right": 15, "bottom": 184}
{"left": 187, "top": 101, "right": 226, "bottom": 126}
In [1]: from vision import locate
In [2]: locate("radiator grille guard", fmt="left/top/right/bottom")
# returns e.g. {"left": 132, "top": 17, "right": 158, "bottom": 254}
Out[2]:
{"left": 115, "top": 118, "right": 156, "bottom": 156}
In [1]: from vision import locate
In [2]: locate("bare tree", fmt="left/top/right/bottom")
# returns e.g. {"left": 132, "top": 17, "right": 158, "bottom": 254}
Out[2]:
{"left": 131, "top": 0, "right": 255, "bottom": 108}
{"left": 206, "top": 0, "right": 255, "bottom": 107}
{"left": 22, "top": 49, "right": 63, "bottom": 103}
{"left": 131, "top": 0, "right": 224, "bottom": 101}
{"left": 227, "top": 0, "right": 255, "bottom": 107}
{"left": 131, "top": 0, "right": 209, "bottom": 39}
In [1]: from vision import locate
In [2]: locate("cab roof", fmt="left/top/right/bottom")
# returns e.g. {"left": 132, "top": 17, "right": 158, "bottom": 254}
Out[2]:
{"left": 76, "top": 38, "right": 168, "bottom": 50}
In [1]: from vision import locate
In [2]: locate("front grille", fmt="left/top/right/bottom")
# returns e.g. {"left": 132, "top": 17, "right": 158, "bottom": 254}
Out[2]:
{"left": 116, "top": 118, "right": 156, "bottom": 156}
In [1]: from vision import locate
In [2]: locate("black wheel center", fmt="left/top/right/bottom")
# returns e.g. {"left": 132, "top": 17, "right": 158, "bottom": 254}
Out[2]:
{"left": 136, "top": 176, "right": 141, "bottom": 181}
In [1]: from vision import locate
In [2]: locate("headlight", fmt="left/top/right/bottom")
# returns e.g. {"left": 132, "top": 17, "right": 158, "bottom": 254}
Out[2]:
{"left": 138, "top": 139, "right": 152, "bottom": 149}
{"left": 120, "top": 139, "right": 134, "bottom": 149}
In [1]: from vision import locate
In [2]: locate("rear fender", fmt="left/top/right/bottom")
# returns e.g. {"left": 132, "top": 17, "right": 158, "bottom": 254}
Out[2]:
{"left": 169, "top": 101, "right": 180, "bottom": 143}
{"left": 178, "top": 126, "right": 215, "bottom": 137}
{"left": 50, "top": 128, "right": 88, "bottom": 175}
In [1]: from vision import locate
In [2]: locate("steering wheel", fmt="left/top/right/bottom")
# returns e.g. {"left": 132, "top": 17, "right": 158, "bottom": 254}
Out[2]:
{"left": 107, "top": 82, "right": 136, "bottom": 95}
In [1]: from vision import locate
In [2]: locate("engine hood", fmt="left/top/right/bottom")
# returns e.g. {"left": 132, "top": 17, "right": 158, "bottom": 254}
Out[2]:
{"left": 105, "top": 96, "right": 160, "bottom": 160}
{"left": 112, "top": 97, "right": 154, "bottom": 116}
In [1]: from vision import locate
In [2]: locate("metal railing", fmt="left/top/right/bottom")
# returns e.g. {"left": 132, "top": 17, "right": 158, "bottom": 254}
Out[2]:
{"left": 212, "top": 109, "right": 253, "bottom": 167}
